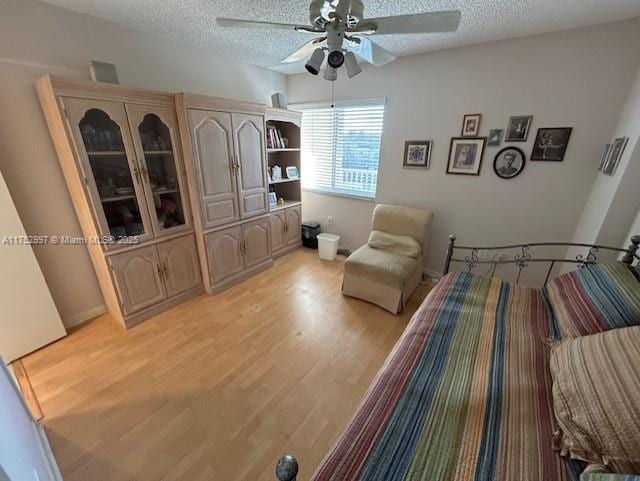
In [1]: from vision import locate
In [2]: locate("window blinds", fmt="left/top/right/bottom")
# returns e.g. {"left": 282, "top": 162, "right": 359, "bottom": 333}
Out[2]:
{"left": 299, "top": 100, "right": 385, "bottom": 198}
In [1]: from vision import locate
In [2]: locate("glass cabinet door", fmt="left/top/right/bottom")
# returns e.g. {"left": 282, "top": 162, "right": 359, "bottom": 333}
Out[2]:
{"left": 62, "top": 98, "right": 153, "bottom": 246}
{"left": 126, "top": 105, "right": 190, "bottom": 237}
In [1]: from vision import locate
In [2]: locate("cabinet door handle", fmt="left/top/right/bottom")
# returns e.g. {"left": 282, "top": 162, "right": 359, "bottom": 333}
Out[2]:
{"left": 162, "top": 262, "right": 168, "bottom": 277}
{"left": 157, "top": 264, "right": 163, "bottom": 279}
{"left": 133, "top": 166, "right": 141, "bottom": 184}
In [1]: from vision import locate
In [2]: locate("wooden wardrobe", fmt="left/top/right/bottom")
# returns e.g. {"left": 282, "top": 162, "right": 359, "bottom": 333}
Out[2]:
{"left": 36, "top": 76, "right": 302, "bottom": 328}
{"left": 176, "top": 93, "right": 277, "bottom": 294}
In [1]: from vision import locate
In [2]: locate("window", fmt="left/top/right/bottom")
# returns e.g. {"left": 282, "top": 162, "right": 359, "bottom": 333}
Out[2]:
{"left": 299, "top": 99, "right": 385, "bottom": 198}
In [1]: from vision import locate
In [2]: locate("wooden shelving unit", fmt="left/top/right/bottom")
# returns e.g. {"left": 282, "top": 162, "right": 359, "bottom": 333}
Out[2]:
{"left": 265, "top": 108, "right": 302, "bottom": 206}
{"left": 265, "top": 108, "right": 303, "bottom": 258}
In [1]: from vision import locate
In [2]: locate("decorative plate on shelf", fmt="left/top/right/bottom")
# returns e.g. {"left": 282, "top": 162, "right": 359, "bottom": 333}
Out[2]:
{"left": 285, "top": 166, "right": 299, "bottom": 179}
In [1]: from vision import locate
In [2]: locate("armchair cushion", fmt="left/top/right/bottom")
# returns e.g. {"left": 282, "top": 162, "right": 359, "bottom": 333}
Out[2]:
{"left": 345, "top": 245, "right": 420, "bottom": 289}
{"left": 371, "top": 204, "right": 433, "bottom": 250}
{"left": 368, "top": 230, "right": 421, "bottom": 259}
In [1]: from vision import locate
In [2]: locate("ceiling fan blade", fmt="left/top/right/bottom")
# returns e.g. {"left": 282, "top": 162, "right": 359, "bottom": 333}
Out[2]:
{"left": 216, "top": 17, "right": 302, "bottom": 31}
{"left": 358, "top": 10, "right": 461, "bottom": 35}
{"left": 282, "top": 38, "right": 326, "bottom": 64}
{"left": 346, "top": 36, "right": 396, "bottom": 67}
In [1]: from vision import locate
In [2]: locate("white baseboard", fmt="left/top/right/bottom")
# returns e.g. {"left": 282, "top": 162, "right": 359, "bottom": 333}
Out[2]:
{"left": 34, "top": 422, "right": 63, "bottom": 481}
{"left": 62, "top": 305, "right": 106, "bottom": 329}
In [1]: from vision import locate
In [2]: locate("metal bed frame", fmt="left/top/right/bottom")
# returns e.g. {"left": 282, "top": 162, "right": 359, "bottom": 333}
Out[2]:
{"left": 443, "top": 234, "right": 640, "bottom": 285}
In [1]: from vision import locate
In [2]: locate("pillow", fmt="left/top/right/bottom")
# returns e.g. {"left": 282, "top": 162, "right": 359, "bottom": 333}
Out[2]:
{"left": 545, "top": 262, "right": 640, "bottom": 339}
{"left": 550, "top": 326, "right": 640, "bottom": 474}
{"left": 367, "top": 230, "right": 421, "bottom": 258}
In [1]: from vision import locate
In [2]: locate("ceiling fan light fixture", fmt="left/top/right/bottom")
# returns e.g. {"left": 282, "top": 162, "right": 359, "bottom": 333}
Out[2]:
{"left": 327, "top": 50, "right": 345, "bottom": 69}
{"left": 344, "top": 51, "right": 362, "bottom": 78}
{"left": 324, "top": 65, "right": 338, "bottom": 81}
{"left": 305, "top": 47, "right": 325, "bottom": 75}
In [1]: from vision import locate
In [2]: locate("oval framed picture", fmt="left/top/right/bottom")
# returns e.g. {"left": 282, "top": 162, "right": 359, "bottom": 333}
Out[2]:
{"left": 493, "top": 147, "right": 526, "bottom": 179}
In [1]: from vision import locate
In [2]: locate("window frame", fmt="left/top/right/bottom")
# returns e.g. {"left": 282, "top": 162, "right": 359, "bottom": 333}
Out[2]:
{"left": 293, "top": 98, "right": 386, "bottom": 200}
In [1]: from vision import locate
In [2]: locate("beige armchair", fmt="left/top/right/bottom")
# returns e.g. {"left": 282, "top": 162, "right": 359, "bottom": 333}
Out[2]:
{"left": 342, "top": 204, "right": 433, "bottom": 314}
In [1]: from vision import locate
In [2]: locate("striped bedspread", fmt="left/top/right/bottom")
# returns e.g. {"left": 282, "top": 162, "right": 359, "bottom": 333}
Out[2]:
{"left": 311, "top": 271, "right": 568, "bottom": 481}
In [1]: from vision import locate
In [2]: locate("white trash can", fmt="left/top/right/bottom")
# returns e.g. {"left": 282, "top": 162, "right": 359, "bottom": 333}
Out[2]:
{"left": 317, "top": 233, "right": 340, "bottom": 261}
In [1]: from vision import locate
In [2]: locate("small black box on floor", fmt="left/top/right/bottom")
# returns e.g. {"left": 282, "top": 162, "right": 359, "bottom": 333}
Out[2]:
{"left": 301, "top": 221, "right": 321, "bottom": 249}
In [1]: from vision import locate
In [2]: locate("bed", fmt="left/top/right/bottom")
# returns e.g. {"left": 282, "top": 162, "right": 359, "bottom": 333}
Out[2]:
{"left": 274, "top": 235, "right": 640, "bottom": 481}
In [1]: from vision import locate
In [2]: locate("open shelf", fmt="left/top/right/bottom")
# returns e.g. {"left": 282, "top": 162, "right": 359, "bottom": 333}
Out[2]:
{"left": 266, "top": 109, "right": 302, "bottom": 211}
{"left": 267, "top": 148, "right": 300, "bottom": 153}
{"left": 269, "top": 200, "right": 302, "bottom": 212}
{"left": 269, "top": 178, "right": 300, "bottom": 185}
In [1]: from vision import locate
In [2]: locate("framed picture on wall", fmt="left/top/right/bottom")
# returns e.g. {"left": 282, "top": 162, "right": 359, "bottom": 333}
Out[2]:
{"left": 602, "top": 137, "right": 628, "bottom": 175}
{"left": 506, "top": 115, "right": 533, "bottom": 141}
{"left": 530, "top": 127, "right": 573, "bottom": 161}
{"left": 447, "top": 137, "right": 486, "bottom": 175}
{"left": 403, "top": 140, "right": 432, "bottom": 168}
{"left": 598, "top": 144, "right": 611, "bottom": 171}
{"left": 488, "top": 129, "right": 504, "bottom": 146}
{"left": 493, "top": 147, "right": 526, "bottom": 179}
{"left": 461, "top": 114, "right": 481, "bottom": 136}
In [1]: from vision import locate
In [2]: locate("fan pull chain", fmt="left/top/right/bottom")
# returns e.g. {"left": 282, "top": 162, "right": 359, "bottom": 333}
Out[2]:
{"left": 331, "top": 80, "right": 335, "bottom": 108}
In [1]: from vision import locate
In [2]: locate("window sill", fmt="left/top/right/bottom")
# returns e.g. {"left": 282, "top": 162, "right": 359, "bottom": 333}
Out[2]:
{"left": 302, "top": 188, "right": 376, "bottom": 202}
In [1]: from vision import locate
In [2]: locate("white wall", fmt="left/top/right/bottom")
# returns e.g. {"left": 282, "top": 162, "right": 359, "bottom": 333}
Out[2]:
{"left": 571, "top": 64, "right": 640, "bottom": 250}
{"left": 0, "top": 172, "right": 66, "bottom": 363}
{"left": 288, "top": 19, "right": 640, "bottom": 279}
{"left": 626, "top": 209, "right": 640, "bottom": 244}
{"left": 0, "top": 0, "right": 286, "bottom": 326}
{"left": 0, "top": 360, "right": 60, "bottom": 481}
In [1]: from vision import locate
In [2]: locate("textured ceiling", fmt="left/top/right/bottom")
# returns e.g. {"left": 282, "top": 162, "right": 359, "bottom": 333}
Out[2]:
{"left": 43, "top": 0, "right": 640, "bottom": 74}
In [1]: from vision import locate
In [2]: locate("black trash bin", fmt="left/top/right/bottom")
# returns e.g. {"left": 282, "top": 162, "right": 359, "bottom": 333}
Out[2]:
{"left": 301, "top": 221, "right": 321, "bottom": 249}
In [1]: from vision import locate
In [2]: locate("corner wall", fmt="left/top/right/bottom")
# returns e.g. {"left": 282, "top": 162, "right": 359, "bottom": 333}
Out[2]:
{"left": 0, "top": 0, "right": 286, "bottom": 326}
{"left": 570, "top": 64, "right": 640, "bottom": 251}
{"left": 287, "top": 19, "right": 640, "bottom": 280}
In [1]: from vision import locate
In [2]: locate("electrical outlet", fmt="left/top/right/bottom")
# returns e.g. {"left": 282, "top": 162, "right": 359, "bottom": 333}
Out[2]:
{"left": 327, "top": 216, "right": 335, "bottom": 226}
{"left": 478, "top": 249, "right": 489, "bottom": 260}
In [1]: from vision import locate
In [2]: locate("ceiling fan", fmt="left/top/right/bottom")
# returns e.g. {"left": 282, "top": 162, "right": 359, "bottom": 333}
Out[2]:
{"left": 216, "top": 0, "right": 461, "bottom": 81}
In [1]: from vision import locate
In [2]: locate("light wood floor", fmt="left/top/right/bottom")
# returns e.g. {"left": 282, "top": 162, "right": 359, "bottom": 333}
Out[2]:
{"left": 23, "top": 249, "right": 432, "bottom": 481}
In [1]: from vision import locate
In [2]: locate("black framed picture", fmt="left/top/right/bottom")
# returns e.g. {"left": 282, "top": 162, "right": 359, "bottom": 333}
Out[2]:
{"left": 598, "top": 144, "right": 611, "bottom": 171}
{"left": 488, "top": 129, "right": 503, "bottom": 146}
{"left": 602, "top": 137, "right": 628, "bottom": 175}
{"left": 403, "top": 140, "right": 432, "bottom": 168}
{"left": 506, "top": 115, "right": 533, "bottom": 142}
{"left": 494, "top": 147, "right": 526, "bottom": 179}
{"left": 447, "top": 137, "right": 486, "bottom": 176}
{"left": 461, "top": 114, "right": 481, "bottom": 137}
{"left": 530, "top": 127, "right": 573, "bottom": 161}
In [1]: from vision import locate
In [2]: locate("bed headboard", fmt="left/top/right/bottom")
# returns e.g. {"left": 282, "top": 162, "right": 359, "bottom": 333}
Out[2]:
{"left": 443, "top": 234, "right": 640, "bottom": 285}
